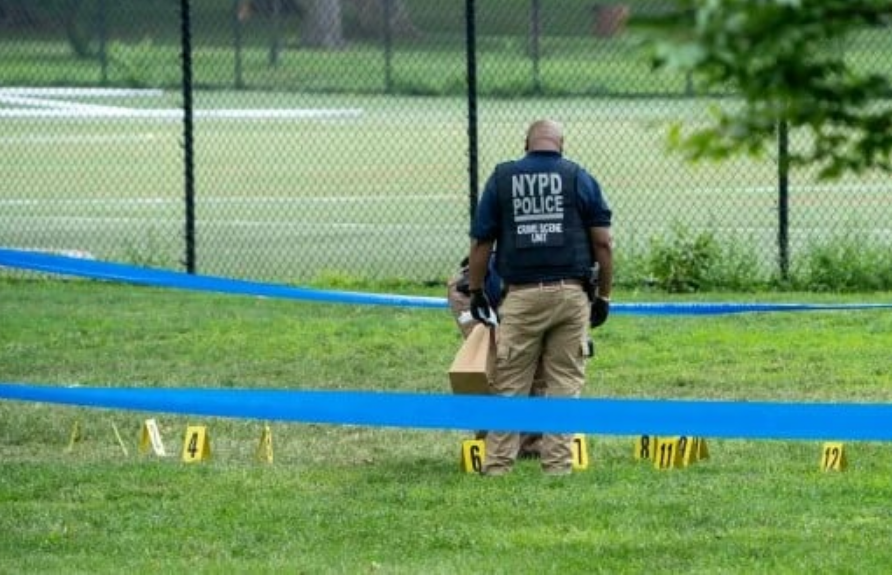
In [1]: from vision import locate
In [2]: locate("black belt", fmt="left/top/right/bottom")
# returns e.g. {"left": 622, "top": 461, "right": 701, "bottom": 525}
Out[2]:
{"left": 508, "top": 279, "right": 584, "bottom": 292}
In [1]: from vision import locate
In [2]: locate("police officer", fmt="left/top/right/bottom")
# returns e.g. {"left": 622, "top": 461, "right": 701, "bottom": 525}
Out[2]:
{"left": 466, "top": 119, "right": 613, "bottom": 476}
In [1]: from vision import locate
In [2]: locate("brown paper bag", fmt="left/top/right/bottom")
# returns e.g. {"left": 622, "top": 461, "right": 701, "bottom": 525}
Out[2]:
{"left": 448, "top": 323, "right": 495, "bottom": 395}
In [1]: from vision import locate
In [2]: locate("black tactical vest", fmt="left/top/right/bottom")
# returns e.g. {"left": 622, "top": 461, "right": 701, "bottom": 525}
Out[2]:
{"left": 494, "top": 158, "right": 592, "bottom": 284}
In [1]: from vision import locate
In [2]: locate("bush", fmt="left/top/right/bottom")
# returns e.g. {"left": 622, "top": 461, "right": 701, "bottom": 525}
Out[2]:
{"left": 789, "top": 235, "right": 892, "bottom": 292}
{"left": 646, "top": 223, "right": 721, "bottom": 292}
{"left": 615, "top": 224, "right": 767, "bottom": 293}
{"left": 613, "top": 226, "right": 892, "bottom": 293}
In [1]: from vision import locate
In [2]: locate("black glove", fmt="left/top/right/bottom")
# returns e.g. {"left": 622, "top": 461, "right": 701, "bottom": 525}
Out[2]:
{"left": 590, "top": 297, "right": 610, "bottom": 328}
{"left": 469, "top": 289, "right": 497, "bottom": 326}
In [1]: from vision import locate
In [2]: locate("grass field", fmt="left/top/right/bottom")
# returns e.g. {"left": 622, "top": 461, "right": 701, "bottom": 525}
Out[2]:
{"left": 2, "top": 279, "right": 892, "bottom": 572}
{"left": 4, "top": 10, "right": 892, "bottom": 573}
{"left": 3, "top": 88, "right": 891, "bottom": 284}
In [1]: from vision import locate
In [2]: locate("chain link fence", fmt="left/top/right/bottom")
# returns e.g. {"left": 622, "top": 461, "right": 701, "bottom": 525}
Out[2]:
{"left": 2, "top": 0, "right": 890, "bottom": 285}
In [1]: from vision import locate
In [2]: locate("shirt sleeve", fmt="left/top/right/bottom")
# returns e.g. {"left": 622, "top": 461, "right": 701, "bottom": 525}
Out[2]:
{"left": 469, "top": 172, "right": 501, "bottom": 241}
{"left": 576, "top": 168, "right": 612, "bottom": 228}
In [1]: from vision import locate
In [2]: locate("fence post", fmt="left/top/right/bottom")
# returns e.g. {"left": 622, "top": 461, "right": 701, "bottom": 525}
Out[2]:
{"left": 466, "top": 0, "right": 479, "bottom": 221}
{"left": 529, "top": 0, "right": 541, "bottom": 94}
{"left": 232, "top": 0, "right": 245, "bottom": 89}
{"left": 180, "top": 0, "right": 196, "bottom": 274}
{"left": 383, "top": 0, "right": 394, "bottom": 93}
{"left": 269, "top": 0, "right": 282, "bottom": 67}
{"left": 777, "top": 118, "right": 790, "bottom": 281}
{"left": 97, "top": 0, "right": 109, "bottom": 85}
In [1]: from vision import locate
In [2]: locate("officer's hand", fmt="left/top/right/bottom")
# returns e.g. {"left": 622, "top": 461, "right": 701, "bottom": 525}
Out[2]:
{"left": 469, "top": 289, "right": 497, "bottom": 327}
{"left": 590, "top": 297, "right": 610, "bottom": 328}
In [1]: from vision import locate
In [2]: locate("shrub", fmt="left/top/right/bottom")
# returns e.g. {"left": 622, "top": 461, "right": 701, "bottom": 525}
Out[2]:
{"left": 646, "top": 223, "right": 721, "bottom": 292}
{"left": 614, "top": 225, "right": 768, "bottom": 293}
{"left": 789, "top": 235, "right": 892, "bottom": 292}
{"left": 614, "top": 227, "right": 892, "bottom": 293}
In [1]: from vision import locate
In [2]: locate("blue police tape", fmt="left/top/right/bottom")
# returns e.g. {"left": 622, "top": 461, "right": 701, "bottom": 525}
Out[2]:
{"left": 3, "top": 248, "right": 892, "bottom": 315}
{"left": 2, "top": 382, "right": 892, "bottom": 440}
{"left": 0, "top": 248, "right": 444, "bottom": 309}
{"left": 5, "top": 250, "right": 891, "bottom": 440}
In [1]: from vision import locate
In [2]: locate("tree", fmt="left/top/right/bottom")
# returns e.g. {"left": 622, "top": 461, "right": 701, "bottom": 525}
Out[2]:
{"left": 299, "top": 0, "right": 420, "bottom": 49}
{"left": 301, "top": 0, "right": 345, "bottom": 48}
{"left": 0, "top": 0, "right": 40, "bottom": 26}
{"left": 0, "top": 0, "right": 111, "bottom": 59}
{"left": 640, "top": 0, "right": 892, "bottom": 179}
{"left": 63, "top": 0, "right": 103, "bottom": 59}
{"left": 351, "top": 0, "right": 418, "bottom": 39}
{"left": 239, "top": 0, "right": 419, "bottom": 51}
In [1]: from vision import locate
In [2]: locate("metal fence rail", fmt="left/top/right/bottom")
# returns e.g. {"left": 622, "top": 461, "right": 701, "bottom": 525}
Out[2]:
{"left": 1, "top": 0, "right": 890, "bottom": 284}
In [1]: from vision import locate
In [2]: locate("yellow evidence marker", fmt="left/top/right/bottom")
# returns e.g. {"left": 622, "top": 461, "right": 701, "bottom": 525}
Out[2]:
{"left": 696, "top": 437, "right": 710, "bottom": 461}
{"left": 820, "top": 442, "right": 847, "bottom": 472}
{"left": 679, "top": 436, "right": 710, "bottom": 467}
{"left": 256, "top": 424, "right": 274, "bottom": 464}
{"left": 634, "top": 434, "right": 659, "bottom": 462}
{"left": 111, "top": 422, "right": 129, "bottom": 457}
{"left": 139, "top": 418, "right": 167, "bottom": 456}
{"left": 182, "top": 425, "right": 211, "bottom": 463}
{"left": 653, "top": 437, "right": 683, "bottom": 470}
{"left": 571, "top": 433, "right": 589, "bottom": 470}
{"left": 460, "top": 439, "right": 485, "bottom": 473}
{"left": 65, "top": 420, "right": 83, "bottom": 453}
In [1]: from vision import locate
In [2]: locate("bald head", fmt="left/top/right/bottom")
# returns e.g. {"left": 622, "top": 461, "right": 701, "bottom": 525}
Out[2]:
{"left": 525, "top": 119, "right": 564, "bottom": 153}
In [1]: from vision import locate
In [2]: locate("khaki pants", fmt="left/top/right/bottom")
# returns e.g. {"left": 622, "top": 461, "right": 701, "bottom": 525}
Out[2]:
{"left": 482, "top": 283, "right": 589, "bottom": 475}
{"left": 446, "top": 272, "right": 545, "bottom": 453}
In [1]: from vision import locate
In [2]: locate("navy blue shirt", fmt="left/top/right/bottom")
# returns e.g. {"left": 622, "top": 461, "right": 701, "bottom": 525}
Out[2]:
{"left": 470, "top": 151, "right": 611, "bottom": 242}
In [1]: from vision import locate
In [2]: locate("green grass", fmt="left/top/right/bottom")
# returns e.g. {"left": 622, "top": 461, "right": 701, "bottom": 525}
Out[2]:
{"left": 1, "top": 32, "right": 683, "bottom": 95}
{"left": 2, "top": 279, "right": 892, "bottom": 572}
{"left": 4, "top": 8, "right": 892, "bottom": 571}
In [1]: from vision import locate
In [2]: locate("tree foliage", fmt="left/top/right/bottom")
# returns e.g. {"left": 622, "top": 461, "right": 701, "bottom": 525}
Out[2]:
{"left": 639, "top": 0, "right": 892, "bottom": 179}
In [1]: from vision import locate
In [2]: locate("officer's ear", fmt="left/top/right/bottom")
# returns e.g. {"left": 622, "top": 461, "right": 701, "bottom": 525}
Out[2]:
{"left": 524, "top": 136, "right": 530, "bottom": 152}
